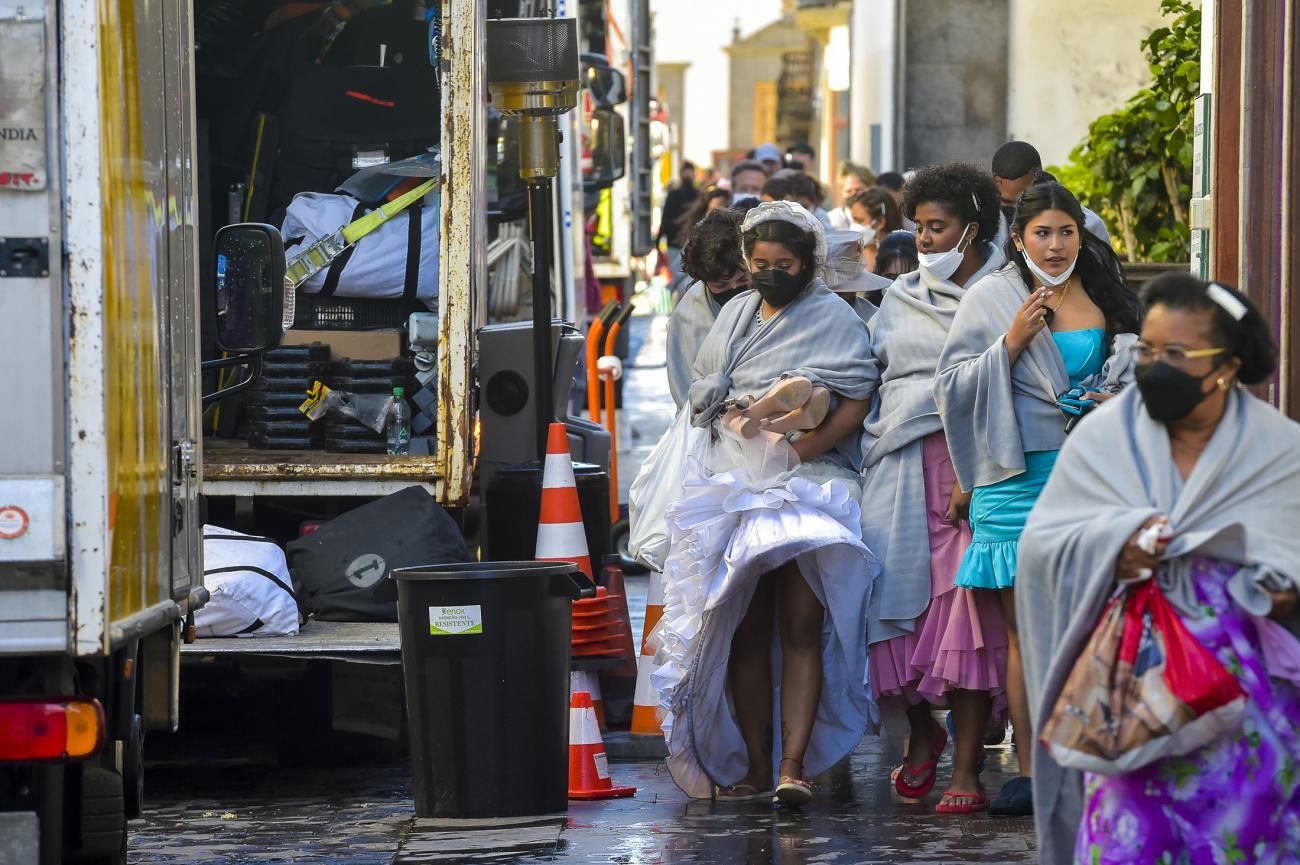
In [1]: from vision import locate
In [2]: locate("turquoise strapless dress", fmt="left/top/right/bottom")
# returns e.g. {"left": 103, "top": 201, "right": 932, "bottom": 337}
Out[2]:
{"left": 954, "top": 329, "right": 1105, "bottom": 590}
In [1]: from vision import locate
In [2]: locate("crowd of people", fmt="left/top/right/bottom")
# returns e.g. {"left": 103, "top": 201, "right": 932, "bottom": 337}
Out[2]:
{"left": 638, "top": 139, "right": 1300, "bottom": 863}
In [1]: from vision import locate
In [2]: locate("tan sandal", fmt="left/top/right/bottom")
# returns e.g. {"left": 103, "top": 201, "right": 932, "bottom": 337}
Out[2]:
{"left": 774, "top": 776, "right": 812, "bottom": 807}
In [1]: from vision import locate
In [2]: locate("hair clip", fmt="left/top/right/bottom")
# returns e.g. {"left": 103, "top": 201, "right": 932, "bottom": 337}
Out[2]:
{"left": 1206, "top": 283, "right": 1248, "bottom": 321}
{"left": 971, "top": 192, "right": 981, "bottom": 211}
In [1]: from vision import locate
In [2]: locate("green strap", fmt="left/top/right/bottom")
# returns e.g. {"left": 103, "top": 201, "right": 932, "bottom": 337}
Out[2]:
{"left": 341, "top": 178, "right": 437, "bottom": 245}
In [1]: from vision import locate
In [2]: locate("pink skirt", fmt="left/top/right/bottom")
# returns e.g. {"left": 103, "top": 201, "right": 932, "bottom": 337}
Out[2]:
{"left": 869, "top": 432, "right": 1008, "bottom": 707}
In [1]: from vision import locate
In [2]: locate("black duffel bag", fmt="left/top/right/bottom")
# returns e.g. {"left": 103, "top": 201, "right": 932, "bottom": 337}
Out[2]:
{"left": 287, "top": 486, "right": 470, "bottom": 621}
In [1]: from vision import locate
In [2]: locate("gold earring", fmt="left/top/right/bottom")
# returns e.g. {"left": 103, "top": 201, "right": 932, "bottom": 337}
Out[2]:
{"left": 1217, "top": 377, "right": 1230, "bottom": 391}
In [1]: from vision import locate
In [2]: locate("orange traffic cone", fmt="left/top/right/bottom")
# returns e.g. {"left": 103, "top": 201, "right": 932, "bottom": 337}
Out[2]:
{"left": 571, "top": 671, "right": 606, "bottom": 731}
{"left": 629, "top": 570, "right": 666, "bottom": 737}
{"left": 536, "top": 422, "right": 592, "bottom": 577}
{"left": 568, "top": 691, "right": 635, "bottom": 800}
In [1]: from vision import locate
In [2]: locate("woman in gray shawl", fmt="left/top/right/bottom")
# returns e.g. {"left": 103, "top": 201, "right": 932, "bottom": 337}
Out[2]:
{"left": 861, "top": 163, "right": 1011, "bottom": 815}
{"left": 647, "top": 202, "right": 880, "bottom": 807}
{"left": 1018, "top": 274, "right": 1300, "bottom": 865}
{"left": 934, "top": 182, "right": 1142, "bottom": 815}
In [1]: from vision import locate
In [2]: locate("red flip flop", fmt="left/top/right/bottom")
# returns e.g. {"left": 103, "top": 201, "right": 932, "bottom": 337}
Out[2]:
{"left": 894, "top": 721, "right": 948, "bottom": 800}
{"left": 935, "top": 789, "right": 989, "bottom": 814}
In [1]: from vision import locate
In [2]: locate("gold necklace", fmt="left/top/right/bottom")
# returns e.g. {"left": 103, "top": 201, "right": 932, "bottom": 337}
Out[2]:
{"left": 1047, "top": 276, "right": 1072, "bottom": 311}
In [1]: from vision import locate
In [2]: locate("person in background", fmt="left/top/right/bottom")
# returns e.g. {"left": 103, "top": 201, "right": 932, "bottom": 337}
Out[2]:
{"left": 876, "top": 171, "right": 913, "bottom": 232}
{"left": 1019, "top": 275, "right": 1300, "bottom": 865}
{"left": 753, "top": 142, "right": 784, "bottom": 175}
{"left": 935, "top": 181, "right": 1142, "bottom": 817}
{"left": 991, "top": 141, "right": 1110, "bottom": 246}
{"left": 874, "top": 230, "right": 919, "bottom": 282}
{"left": 675, "top": 185, "right": 733, "bottom": 244}
{"left": 786, "top": 141, "right": 817, "bottom": 174}
{"left": 861, "top": 163, "right": 1011, "bottom": 816}
{"left": 847, "top": 187, "right": 904, "bottom": 271}
{"left": 829, "top": 161, "right": 878, "bottom": 228}
{"left": 821, "top": 229, "right": 890, "bottom": 323}
{"left": 731, "top": 159, "right": 769, "bottom": 198}
{"left": 649, "top": 202, "right": 880, "bottom": 808}
{"left": 763, "top": 172, "right": 832, "bottom": 227}
{"left": 656, "top": 161, "right": 701, "bottom": 286}
{"left": 666, "top": 208, "right": 750, "bottom": 408}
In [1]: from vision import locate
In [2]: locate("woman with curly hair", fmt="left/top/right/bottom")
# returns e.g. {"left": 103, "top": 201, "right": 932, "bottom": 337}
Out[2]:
{"left": 935, "top": 181, "right": 1142, "bottom": 816}
{"left": 860, "top": 162, "right": 1011, "bottom": 815}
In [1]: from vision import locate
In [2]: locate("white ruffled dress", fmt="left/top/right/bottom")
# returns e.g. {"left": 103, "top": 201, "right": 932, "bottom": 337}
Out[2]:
{"left": 646, "top": 425, "right": 881, "bottom": 799}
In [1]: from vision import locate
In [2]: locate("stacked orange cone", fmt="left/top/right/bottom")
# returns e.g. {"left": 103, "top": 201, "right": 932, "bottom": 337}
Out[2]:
{"left": 536, "top": 422, "right": 592, "bottom": 578}
{"left": 629, "top": 570, "right": 666, "bottom": 737}
{"left": 568, "top": 691, "right": 636, "bottom": 800}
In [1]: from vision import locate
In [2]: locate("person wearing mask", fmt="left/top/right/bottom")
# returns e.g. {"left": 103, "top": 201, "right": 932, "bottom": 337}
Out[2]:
{"left": 1019, "top": 275, "right": 1300, "bottom": 865}
{"left": 731, "top": 159, "right": 769, "bottom": 199}
{"left": 646, "top": 202, "right": 880, "bottom": 807}
{"left": 656, "top": 162, "right": 701, "bottom": 285}
{"left": 785, "top": 141, "right": 817, "bottom": 174}
{"left": 935, "top": 182, "right": 1142, "bottom": 816}
{"left": 847, "top": 187, "right": 904, "bottom": 271}
{"left": 753, "top": 142, "right": 784, "bottom": 175}
{"left": 861, "top": 163, "right": 1011, "bottom": 816}
{"left": 829, "top": 161, "right": 877, "bottom": 228}
{"left": 991, "top": 141, "right": 1110, "bottom": 246}
{"left": 666, "top": 208, "right": 750, "bottom": 407}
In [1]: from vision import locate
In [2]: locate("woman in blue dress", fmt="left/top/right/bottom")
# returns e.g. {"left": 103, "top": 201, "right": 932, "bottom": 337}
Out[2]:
{"left": 934, "top": 182, "right": 1142, "bottom": 815}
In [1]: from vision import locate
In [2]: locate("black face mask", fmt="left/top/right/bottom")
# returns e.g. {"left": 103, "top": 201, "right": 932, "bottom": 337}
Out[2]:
{"left": 709, "top": 285, "right": 747, "bottom": 308}
{"left": 750, "top": 268, "right": 806, "bottom": 308}
{"left": 1135, "top": 361, "right": 1219, "bottom": 423}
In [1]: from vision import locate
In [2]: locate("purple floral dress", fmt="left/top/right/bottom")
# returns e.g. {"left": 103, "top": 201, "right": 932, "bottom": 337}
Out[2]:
{"left": 1075, "top": 557, "right": 1300, "bottom": 864}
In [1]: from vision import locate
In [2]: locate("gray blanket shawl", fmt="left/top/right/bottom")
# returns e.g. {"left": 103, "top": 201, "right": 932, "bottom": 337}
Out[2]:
{"left": 860, "top": 244, "right": 1006, "bottom": 644}
{"left": 1017, "top": 386, "right": 1300, "bottom": 865}
{"left": 689, "top": 279, "right": 877, "bottom": 470}
{"left": 666, "top": 281, "right": 723, "bottom": 408}
{"left": 934, "top": 265, "right": 1137, "bottom": 492}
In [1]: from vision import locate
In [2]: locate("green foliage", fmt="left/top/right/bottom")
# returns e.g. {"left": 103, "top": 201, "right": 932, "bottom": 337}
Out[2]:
{"left": 1049, "top": 0, "right": 1200, "bottom": 262}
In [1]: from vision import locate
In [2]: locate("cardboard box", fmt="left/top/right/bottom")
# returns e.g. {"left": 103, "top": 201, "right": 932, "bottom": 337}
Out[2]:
{"left": 283, "top": 329, "right": 403, "bottom": 360}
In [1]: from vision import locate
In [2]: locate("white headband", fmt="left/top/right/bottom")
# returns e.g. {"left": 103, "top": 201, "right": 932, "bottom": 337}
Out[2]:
{"left": 741, "top": 201, "right": 828, "bottom": 268}
{"left": 1206, "top": 283, "right": 1248, "bottom": 322}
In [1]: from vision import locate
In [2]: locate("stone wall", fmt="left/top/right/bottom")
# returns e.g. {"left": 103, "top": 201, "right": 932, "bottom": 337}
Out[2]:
{"left": 900, "top": 0, "right": 1009, "bottom": 170}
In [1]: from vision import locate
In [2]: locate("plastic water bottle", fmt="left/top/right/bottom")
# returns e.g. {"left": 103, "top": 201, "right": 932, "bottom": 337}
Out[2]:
{"left": 387, "top": 387, "right": 411, "bottom": 455}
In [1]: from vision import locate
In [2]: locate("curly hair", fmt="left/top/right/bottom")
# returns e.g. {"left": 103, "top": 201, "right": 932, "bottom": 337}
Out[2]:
{"left": 902, "top": 162, "right": 1001, "bottom": 244}
{"left": 1007, "top": 182, "right": 1142, "bottom": 337}
{"left": 681, "top": 208, "right": 746, "bottom": 284}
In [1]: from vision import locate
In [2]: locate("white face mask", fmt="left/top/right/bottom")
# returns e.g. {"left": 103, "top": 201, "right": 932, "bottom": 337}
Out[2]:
{"left": 1017, "top": 241, "right": 1078, "bottom": 287}
{"left": 852, "top": 223, "right": 878, "bottom": 245}
{"left": 917, "top": 223, "right": 975, "bottom": 282}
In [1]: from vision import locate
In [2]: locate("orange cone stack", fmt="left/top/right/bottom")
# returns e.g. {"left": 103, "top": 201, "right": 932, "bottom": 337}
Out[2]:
{"left": 629, "top": 570, "right": 666, "bottom": 737}
{"left": 568, "top": 691, "right": 636, "bottom": 800}
{"left": 536, "top": 422, "right": 592, "bottom": 577}
{"left": 571, "top": 671, "right": 606, "bottom": 731}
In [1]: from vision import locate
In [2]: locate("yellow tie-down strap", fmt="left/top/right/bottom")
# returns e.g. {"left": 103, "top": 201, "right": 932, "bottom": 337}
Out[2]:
{"left": 284, "top": 177, "right": 438, "bottom": 288}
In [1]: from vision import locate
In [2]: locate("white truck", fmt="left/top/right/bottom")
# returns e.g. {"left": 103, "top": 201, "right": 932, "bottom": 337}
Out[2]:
{"left": 0, "top": 0, "right": 483, "bottom": 861}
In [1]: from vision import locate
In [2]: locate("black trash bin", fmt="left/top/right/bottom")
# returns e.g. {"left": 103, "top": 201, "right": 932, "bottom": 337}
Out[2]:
{"left": 393, "top": 561, "right": 594, "bottom": 818}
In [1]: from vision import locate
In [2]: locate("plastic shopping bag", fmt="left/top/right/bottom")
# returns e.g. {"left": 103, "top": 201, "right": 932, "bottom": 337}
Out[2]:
{"left": 628, "top": 407, "right": 709, "bottom": 571}
{"left": 1041, "top": 578, "right": 1247, "bottom": 775}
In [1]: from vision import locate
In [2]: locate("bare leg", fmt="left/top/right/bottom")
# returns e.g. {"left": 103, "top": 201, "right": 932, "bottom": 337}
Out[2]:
{"left": 777, "top": 560, "right": 824, "bottom": 780}
{"left": 1000, "top": 588, "right": 1032, "bottom": 778}
{"left": 944, "top": 689, "right": 992, "bottom": 804}
{"left": 728, "top": 575, "right": 776, "bottom": 791}
{"left": 902, "top": 702, "right": 938, "bottom": 772}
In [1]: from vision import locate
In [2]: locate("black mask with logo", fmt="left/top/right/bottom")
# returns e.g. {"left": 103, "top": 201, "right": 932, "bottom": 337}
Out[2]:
{"left": 751, "top": 268, "right": 807, "bottom": 308}
{"left": 1134, "top": 361, "right": 1221, "bottom": 423}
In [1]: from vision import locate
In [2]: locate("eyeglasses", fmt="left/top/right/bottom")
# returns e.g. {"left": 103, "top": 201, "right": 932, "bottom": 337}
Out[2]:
{"left": 1129, "top": 342, "right": 1226, "bottom": 366}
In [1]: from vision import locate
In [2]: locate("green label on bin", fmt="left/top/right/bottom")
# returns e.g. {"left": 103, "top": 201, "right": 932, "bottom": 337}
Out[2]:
{"left": 429, "top": 605, "right": 483, "bottom": 636}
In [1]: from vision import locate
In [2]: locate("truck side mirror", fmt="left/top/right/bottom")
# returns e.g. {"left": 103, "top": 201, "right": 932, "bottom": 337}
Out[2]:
{"left": 213, "top": 223, "right": 287, "bottom": 354}
{"left": 583, "top": 107, "right": 626, "bottom": 191}
{"left": 585, "top": 65, "right": 627, "bottom": 108}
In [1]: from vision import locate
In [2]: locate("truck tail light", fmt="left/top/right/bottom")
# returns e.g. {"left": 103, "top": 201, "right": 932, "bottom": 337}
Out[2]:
{"left": 0, "top": 698, "right": 105, "bottom": 761}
